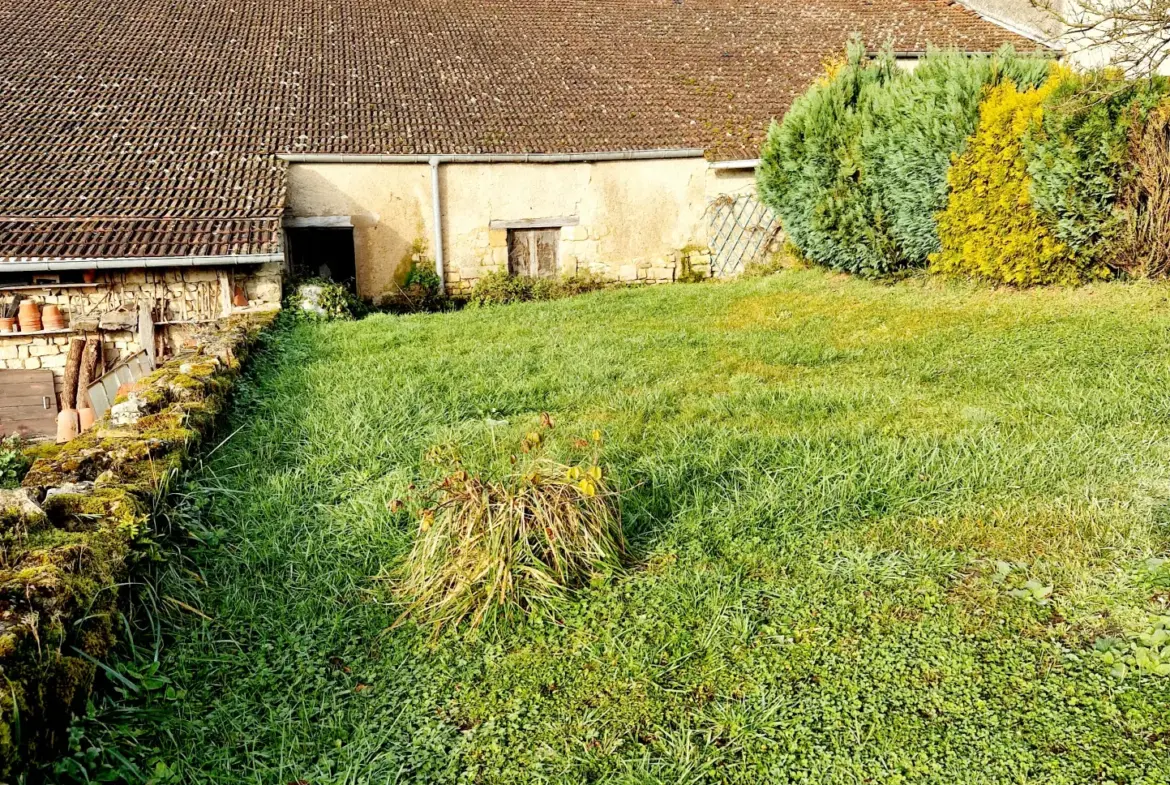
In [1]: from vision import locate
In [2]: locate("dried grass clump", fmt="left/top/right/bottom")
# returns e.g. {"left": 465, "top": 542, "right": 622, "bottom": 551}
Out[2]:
{"left": 393, "top": 442, "right": 625, "bottom": 633}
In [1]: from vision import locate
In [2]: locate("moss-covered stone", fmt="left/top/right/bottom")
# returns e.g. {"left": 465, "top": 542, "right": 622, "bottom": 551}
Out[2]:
{"left": 0, "top": 311, "right": 275, "bottom": 779}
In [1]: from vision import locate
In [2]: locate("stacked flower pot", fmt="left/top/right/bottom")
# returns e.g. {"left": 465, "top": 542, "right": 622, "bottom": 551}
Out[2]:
{"left": 18, "top": 300, "right": 42, "bottom": 332}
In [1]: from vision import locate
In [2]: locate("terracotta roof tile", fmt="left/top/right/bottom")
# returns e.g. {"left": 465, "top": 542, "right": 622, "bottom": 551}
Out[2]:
{"left": 0, "top": 0, "right": 1039, "bottom": 261}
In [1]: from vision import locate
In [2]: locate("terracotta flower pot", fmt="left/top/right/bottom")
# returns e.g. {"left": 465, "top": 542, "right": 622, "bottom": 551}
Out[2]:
{"left": 78, "top": 407, "right": 96, "bottom": 432}
{"left": 41, "top": 304, "right": 65, "bottom": 330}
{"left": 232, "top": 285, "right": 249, "bottom": 308}
{"left": 83, "top": 269, "right": 97, "bottom": 284}
{"left": 0, "top": 317, "right": 15, "bottom": 333}
{"left": 56, "top": 409, "right": 80, "bottom": 444}
{"left": 18, "top": 301, "right": 41, "bottom": 332}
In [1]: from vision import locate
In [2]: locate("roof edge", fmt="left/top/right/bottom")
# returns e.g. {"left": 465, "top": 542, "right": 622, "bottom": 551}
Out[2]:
{"left": 0, "top": 252, "right": 284, "bottom": 272}
{"left": 278, "top": 149, "right": 707, "bottom": 164}
{"left": 952, "top": 1, "right": 1062, "bottom": 49}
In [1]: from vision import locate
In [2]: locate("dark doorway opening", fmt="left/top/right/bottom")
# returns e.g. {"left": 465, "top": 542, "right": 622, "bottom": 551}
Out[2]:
{"left": 286, "top": 228, "right": 357, "bottom": 289}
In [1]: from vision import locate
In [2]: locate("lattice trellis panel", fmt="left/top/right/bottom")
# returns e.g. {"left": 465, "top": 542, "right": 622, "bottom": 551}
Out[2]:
{"left": 706, "top": 195, "right": 782, "bottom": 277}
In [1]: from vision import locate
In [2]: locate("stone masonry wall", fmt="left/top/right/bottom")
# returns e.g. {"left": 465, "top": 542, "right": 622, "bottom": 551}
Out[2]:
{"left": 442, "top": 227, "right": 715, "bottom": 296}
{"left": 0, "top": 312, "right": 275, "bottom": 778}
{"left": 1, "top": 264, "right": 281, "bottom": 405}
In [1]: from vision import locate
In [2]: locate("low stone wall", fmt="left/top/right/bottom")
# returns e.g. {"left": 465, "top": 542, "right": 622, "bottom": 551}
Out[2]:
{"left": 1, "top": 263, "right": 282, "bottom": 404}
{"left": 0, "top": 311, "right": 276, "bottom": 778}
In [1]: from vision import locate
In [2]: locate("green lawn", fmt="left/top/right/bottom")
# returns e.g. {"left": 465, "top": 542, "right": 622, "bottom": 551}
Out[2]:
{"left": 72, "top": 271, "right": 1170, "bottom": 784}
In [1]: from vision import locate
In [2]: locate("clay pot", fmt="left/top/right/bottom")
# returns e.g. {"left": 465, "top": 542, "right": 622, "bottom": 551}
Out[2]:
{"left": 82, "top": 269, "right": 97, "bottom": 284}
{"left": 41, "top": 304, "right": 66, "bottom": 331}
{"left": 17, "top": 301, "right": 41, "bottom": 332}
{"left": 232, "top": 285, "right": 249, "bottom": 308}
{"left": 0, "top": 317, "right": 15, "bottom": 333}
{"left": 78, "top": 407, "right": 96, "bottom": 432}
{"left": 56, "top": 409, "right": 80, "bottom": 444}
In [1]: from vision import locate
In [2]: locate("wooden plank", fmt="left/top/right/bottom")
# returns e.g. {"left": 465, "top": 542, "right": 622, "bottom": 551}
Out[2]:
{"left": 0, "top": 395, "right": 56, "bottom": 409}
{"left": 488, "top": 216, "right": 578, "bottom": 230}
{"left": 536, "top": 228, "right": 558, "bottom": 279}
{"left": 138, "top": 303, "right": 156, "bottom": 369}
{"left": 0, "top": 369, "right": 58, "bottom": 438}
{"left": 0, "top": 413, "right": 58, "bottom": 425}
{"left": 0, "top": 283, "right": 101, "bottom": 293}
{"left": 0, "top": 328, "right": 74, "bottom": 337}
{"left": 507, "top": 230, "right": 530, "bottom": 277}
{"left": 0, "top": 381, "right": 54, "bottom": 394}
{"left": 0, "top": 369, "right": 62, "bottom": 384}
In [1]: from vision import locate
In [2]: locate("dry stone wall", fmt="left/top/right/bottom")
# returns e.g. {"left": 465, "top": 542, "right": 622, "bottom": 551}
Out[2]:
{"left": 1, "top": 264, "right": 282, "bottom": 404}
{"left": 0, "top": 311, "right": 276, "bottom": 778}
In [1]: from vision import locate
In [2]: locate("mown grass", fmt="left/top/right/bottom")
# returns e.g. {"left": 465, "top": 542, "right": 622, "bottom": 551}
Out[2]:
{"left": 59, "top": 271, "right": 1170, "bottom": 784}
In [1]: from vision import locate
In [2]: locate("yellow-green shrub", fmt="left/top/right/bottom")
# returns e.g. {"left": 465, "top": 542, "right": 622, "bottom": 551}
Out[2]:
{"left": 932, "top": 74, "right": 1109, "bottom": 285}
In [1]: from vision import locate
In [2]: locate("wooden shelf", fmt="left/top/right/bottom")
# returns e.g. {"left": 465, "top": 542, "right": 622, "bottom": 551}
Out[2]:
{"left": 0, "top": 283, "right": 101, "bottom": 293}
{"left": 0, "top": 327, "right": 74, "bottom": 336}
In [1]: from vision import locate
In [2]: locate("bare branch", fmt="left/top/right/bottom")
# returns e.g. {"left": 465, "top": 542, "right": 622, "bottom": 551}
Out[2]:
{"left": 1031, "top": 0, "right": 1170, "bottom": 76}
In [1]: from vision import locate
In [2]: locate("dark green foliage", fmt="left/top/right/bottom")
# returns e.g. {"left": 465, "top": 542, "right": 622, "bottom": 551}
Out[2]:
{"left": 863, "top": 49, "right": 1050, "bottom": 265}
{"left": 0, "top": 436, "right": 30, "bottom": 489}
{"left": 757, "top": 42, "right": 899, "bottom": 276}
{"left": 758, "top": 44, "right": 1049, "bottom": 275}
{"left": 397, "top": 261, "right": 450, "bottom": 313}
{"left": 1026, "top": 71, "right": 1170, "bottom": 267}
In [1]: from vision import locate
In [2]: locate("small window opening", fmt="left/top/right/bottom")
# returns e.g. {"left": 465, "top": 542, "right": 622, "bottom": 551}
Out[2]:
{"left": 507, "top": 228, "right": 559, "bottom": 279}
{"left": 285, "top": 227, "right": 357, "bottom": 289}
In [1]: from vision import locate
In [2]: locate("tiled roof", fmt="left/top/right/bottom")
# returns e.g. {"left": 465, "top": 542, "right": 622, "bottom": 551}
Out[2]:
{"left": 0, "top": 0, "right": 1039, "bottom": 262}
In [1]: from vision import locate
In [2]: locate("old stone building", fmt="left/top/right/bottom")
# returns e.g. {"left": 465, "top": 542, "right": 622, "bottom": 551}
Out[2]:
{"left": 1, "top": 0, "right": 1040, "bottom": 434}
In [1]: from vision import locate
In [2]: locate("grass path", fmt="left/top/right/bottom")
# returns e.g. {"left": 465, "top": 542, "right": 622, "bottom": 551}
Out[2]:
{"left": 71, "top": 271, "right": 1170, "bottom": 783}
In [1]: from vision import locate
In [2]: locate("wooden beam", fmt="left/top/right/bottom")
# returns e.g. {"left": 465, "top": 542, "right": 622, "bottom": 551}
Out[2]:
{"left": 488, "top": 216, "right": 579, "bottom": 230}
{"left": 62, "top": 337, "right": 86, "bottom": 409}
{"left": 77, "top": 337, "right": 101, "bottom": 409}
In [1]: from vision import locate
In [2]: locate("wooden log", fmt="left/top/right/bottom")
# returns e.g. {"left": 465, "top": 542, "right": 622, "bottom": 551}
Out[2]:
{"left": 62, "top": 336, "right": 86, "bottom": 409}
{"left": 76, "top": 337, "right": 101, "bottom": 409}
{"left": 138, "top": 302, "right": 156, "bottom": 369}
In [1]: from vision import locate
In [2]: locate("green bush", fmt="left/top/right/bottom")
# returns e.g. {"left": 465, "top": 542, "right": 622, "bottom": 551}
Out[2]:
{"left": 468, "top": 271, "right": 608, "bottom": 307}
{"left": 931, "top": 75, "right": 1101, "bottom": 285}
{"left": 757, "top": 41, "right": 899, "bottom": 276}
{"left": 398, "top": 261, "right": 449, "bottom": 312}
{"left": 290, "top": 278, "right": 366, "bottom": 320}
{"left": 758, "top": 44, "right": 1049, "bottom": 276}
{"left": 0, "top": 435, "right": 30, "bottom": 489}
{"left": 861, "top": 49, "right": 1050, "bottom": 266}
{"left": 1026, "top": 71, "right": 1169, "bottom": 268}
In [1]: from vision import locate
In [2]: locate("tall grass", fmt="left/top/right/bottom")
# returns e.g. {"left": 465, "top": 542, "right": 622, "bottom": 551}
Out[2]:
{"left": 393, "top": 453, "right": 625, "bottom": 633}
{"left": 52, "top": 271, "right": 1170, "bottom": 784}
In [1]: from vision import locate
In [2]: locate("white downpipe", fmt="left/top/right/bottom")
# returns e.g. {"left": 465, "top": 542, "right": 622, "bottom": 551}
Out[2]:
{"left": 429, "top": 157, "right": 445, "bottom": 294}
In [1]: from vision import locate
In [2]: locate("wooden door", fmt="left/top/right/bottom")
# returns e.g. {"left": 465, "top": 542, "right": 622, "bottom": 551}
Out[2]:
{"left": 507, "top": 229, "right": 558, "bottom": 279}
{"left": 0, "top": 369, "right": 58, "bottom": 438}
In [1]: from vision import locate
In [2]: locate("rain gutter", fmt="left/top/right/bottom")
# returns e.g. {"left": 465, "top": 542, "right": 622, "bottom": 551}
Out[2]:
{"left": 277, "top": 149, "right": 706, "bottom": 164}
{"left": 0, "top": 253, "right": 284, "bottom": 273}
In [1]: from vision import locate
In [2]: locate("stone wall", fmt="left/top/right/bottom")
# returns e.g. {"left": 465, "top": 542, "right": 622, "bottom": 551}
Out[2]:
{"left": 1, "top": 263, "right": 282, "bottom": 405}
{"left": 285, "top": 158, "right": 749, "bottom": 300}
{"left": 0, "top": 312, "right": 275, "bottom": 778}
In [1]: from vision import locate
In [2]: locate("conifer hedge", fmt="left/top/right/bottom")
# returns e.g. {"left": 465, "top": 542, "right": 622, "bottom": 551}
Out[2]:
{"left": 759, "top": 44, "right": 1170, "bottom": 285}
{"left": 931, "top": 76, "right": 1090, "bottom": 285}
{"left": 757, "top": 45, "right": 1047, "bottom": 277}
{"left": 1025, "top": 71, "right": 1169, "bottom": 268}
